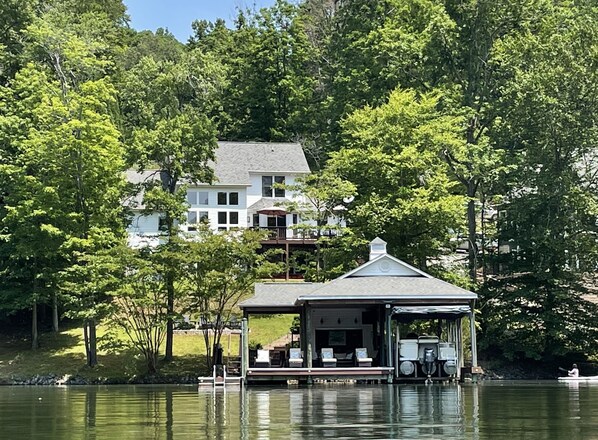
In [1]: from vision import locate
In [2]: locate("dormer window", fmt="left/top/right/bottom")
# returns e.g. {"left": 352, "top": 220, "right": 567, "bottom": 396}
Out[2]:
{"left": 262, "top": 176, "right": 285, "bottom": 197}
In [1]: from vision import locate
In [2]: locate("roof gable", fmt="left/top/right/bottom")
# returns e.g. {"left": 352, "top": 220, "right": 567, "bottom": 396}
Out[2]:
{"left": 339, "top": 254, "right": 431, "bottom": 279}
{"left": 213, "top": 142, "right": 310, "bottom": 185}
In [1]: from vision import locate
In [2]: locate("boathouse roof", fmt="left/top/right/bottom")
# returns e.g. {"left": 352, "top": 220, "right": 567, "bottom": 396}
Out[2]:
{"left": 240, "top": 240, "right": 477, "bottom": 313}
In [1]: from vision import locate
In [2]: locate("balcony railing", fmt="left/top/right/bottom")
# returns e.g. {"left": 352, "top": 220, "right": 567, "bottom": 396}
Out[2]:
{"left": 256, "top": 227, "right": 340, "bottom": 241}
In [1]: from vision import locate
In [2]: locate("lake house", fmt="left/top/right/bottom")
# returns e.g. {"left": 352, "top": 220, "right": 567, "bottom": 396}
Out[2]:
{"left": 126, "top": 142, "right": 327, "bottom": 276}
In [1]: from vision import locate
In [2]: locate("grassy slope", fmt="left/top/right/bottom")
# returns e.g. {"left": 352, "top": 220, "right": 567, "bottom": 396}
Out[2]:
{"left": 0, "top": 314, "right": 295, "bottom": 382}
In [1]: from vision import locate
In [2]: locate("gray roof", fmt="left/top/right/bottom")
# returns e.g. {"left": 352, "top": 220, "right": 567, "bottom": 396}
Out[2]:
{"left": 126, "top": 142, "right": 309, "bottom": 188}
{"left": 213, "top": 142, "right": 310, "bottom": 185}
{"left": 124, "top": 169, "right": 160, "bottom": 208}
{"left": 300, "top": 276, "right": 477, "bottom": 302}
{"left": 240, "top": 283, "right": 320, "bottom": 309}
{"left": 240, "top": 275, "right": 476, "bottom": 311}
{"left": 125, "top": 142, "right": 310, "bottom": 207}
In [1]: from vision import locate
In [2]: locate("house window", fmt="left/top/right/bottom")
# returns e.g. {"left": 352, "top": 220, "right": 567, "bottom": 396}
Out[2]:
{"left": 187, "top": 190, "right": 209, "bottom": 205}
{"left": 267, "top": 215, "right": 286, "bottom": 228}
{"left": 262, "top": 176, "right": 285, "bottom": 197}
{"left": 218, "top": 212, "right": 227, "bottom": 224}
{"left": 187, "top": 211, "right": 209, "bottom": 231}
{"left": 229, "top": 212, "right": 239, "bottom": 225}
{"left": 262, "top": 176, "right": 273, "bottom": 197}
{"left": 217, "top": 192, "right": 227, "bottom": 205}
{"left": 158, "top": 216, "right": 168, "bottom": 231}
{"left": 274, "top": 176, "right": 285, "bottom": 197}
{"left": 187, "top": 211, "right": 198, "bottom": 231}
{"left": 229, "top": 192, "right": 239, "bottom": 205}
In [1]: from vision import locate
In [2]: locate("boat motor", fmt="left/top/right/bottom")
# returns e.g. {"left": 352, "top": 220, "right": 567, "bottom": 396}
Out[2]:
{"left": 422, "top": 347, "right": 437, "bottom": 376}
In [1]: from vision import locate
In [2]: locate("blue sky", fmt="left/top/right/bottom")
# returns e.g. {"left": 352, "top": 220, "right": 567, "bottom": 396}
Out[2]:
{"left": 124, "top": 0, "right": 278, "bottom": 42}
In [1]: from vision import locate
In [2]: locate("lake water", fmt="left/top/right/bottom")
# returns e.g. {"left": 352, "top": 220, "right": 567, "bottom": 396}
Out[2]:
{"left": 1, "top": 382, "right": 596, "bottom": 439}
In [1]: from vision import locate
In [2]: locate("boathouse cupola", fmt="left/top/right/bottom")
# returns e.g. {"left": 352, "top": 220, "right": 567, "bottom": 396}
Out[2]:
{"left": 369, "top": 237, "right": 387, "bottom": 260}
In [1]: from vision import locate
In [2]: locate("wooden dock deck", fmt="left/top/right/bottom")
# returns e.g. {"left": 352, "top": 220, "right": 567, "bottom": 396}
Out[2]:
{"left": 246, "top": 367, "right": 394, "bottom": 383}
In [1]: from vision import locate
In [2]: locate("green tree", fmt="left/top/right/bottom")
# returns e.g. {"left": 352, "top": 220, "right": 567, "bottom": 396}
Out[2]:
{"left": 0, "top": 0, "right": 37, "bottom": 85}
{"left": 329, "top": 88, "right": 466, "bottom": 268}
{"left": 480, "top": 3, "right": 598, "bottom": 362}
{"left": 194, "top": 1, "right": 315, "bottom": 141}
{"left": 324, "top": 0, "right": 454, "bottom": 147}
{"left": 0, "top": 5, "right": 127, "bottom": 358}
{"left": 108, "top": 247, "right": 168, "bottom": 374}
{"left": 283, "top": 171, "right": 367, "bottom": 281}
{"left": 183, "top": 228, "right": 282, "bottom": 369}
{"left": 120, "top": 52, "right": 222, "bottom": 361}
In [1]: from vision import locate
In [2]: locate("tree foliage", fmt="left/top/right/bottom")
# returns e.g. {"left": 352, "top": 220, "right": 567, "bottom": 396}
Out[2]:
{"left": 328, "top": 88, "right": 466, "bottom": 268}
{"left": 479, "top": 2, "right": 598, "bottom": 361}
{"left": 183, "top": 228, "right": 282, "bottom": 369}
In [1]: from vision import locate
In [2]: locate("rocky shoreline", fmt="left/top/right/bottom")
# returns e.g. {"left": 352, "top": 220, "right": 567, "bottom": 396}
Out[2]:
{"left": 3, "top": 361, "right": 595, "bottom": 385}
{"left": 0, "top": 373, "right": 201, "bottom": 386}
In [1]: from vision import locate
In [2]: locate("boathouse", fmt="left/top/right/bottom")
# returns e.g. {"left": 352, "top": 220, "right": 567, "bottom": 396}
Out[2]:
{"left": 238, "top": 238, "right": 481, "bottom": 384}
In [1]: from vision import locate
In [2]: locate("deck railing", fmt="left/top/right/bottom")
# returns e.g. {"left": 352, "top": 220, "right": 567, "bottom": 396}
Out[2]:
{"left": 256, "top": 227, "right": 340, "bottom": 241}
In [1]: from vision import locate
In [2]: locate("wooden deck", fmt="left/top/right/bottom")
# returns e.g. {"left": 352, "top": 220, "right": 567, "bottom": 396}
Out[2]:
{"left": 246, "top": 367, "right": 394, "bottom": 383}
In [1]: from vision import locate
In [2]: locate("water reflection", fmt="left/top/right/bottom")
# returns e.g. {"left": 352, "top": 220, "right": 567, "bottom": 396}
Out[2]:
{"left": 0, "top": 382, "right": 597, "bottom": 439}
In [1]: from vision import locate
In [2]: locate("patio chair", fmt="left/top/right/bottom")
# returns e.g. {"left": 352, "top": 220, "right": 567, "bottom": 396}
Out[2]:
{"left": 254, "top": 349, "right": 271, "bottom": 368}
{"left": 320, "top": 348, "right": 337, "bottom": 368}
{"left": 355, "top": 348, "right": 373, "bottom": 367}
{"left": 288, "top": 348, "right": 303, "bottom": 368}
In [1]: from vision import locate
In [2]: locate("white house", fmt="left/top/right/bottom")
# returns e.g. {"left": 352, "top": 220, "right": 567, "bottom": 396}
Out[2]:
{"left": 126, "top": 142, "right": 311, "bottom": 248}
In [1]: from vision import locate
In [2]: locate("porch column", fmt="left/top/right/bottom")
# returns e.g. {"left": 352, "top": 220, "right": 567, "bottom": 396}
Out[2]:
{"left": 378, "top": 306, "right": 385, "bottom": 367}
{"left": 305, "top": 304, "right": 313, "bottom": 368}
{"left": 241, "top": 318, "right": 249, "bottom": 380}
{"left": 385, "top": 304, "right": 393, "bottom": 368}
{"left": 470, "top": 300, "right": 478, "bottom": 367}
{"left": 299, "top": 308, "right": 306, "bottom": 363}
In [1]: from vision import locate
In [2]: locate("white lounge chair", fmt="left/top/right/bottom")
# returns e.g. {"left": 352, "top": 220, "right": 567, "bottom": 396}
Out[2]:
{"left": 288, "top": 348, "right": 303, "bottom": 368}
{"left": 254, "top": 349, "right": 271, "bottom": 368}
{"left": 320, "top": 348, "right": 337, "bottom": 368}
{"left": 355, "top": 348, "right": 373, "bottom": 367}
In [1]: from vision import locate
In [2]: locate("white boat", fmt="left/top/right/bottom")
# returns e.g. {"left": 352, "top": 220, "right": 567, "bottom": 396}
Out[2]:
{"left": 558, "top": 375, "right": 598, "bottom": 382}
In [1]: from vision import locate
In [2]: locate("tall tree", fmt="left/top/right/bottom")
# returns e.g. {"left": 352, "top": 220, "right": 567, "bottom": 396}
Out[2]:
{"left": 328, "top": 88, "right": 466, "bottom": 268}
{"left": 193, "top": 1, "right": 315, "bottom": 141}
{"left": 324, "top": 0, "right": 454, "bottom": 148}
{"left": 0, "top": 4, "right": 127, "bottom": 358}
{"left": 480, "top": 2, "right": 598, "bottom": 361}
{"left": 120, "top": 52, "right": 222, "bottom": 361}
{"left": 108, "top": 247, "right": 168, "bottom": 374}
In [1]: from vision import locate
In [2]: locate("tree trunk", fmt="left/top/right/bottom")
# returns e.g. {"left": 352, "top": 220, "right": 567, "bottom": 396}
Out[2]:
{"left": 88, "top": 319, "right": 97, "bottom": 367}
{"left": 31, "top": 300, "right": 39, "bottom": 350}
{"left": 83, "top": 321, "right": 90, "bottom": 365}
{"left": 52, "top": 292, "right": 59, "bottom": 332}
{"left": 164, "top": 270, "right": 174, "bottom": 362}
{"left": 467, "top": 183, "right": 478, "bottom": 283}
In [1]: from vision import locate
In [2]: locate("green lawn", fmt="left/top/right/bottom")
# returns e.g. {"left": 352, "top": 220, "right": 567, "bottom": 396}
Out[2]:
{"left": 0, "top": 314, "right": 295, "bottom": 382}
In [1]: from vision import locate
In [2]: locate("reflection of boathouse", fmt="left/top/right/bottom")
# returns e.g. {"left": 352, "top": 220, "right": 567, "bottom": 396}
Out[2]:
{"left": 239, "top": 238, "right": 482, "bottom": 384}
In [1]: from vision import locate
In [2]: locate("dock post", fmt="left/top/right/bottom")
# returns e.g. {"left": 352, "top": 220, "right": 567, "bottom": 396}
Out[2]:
{"left": 241, "top": 318, "right": 249, "bottom": 383}
{"left": 385, "top": 304, "right": 393, "bottom": 369}
{"left": 305, "top": 304, "right": 312, "bottom": 369}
